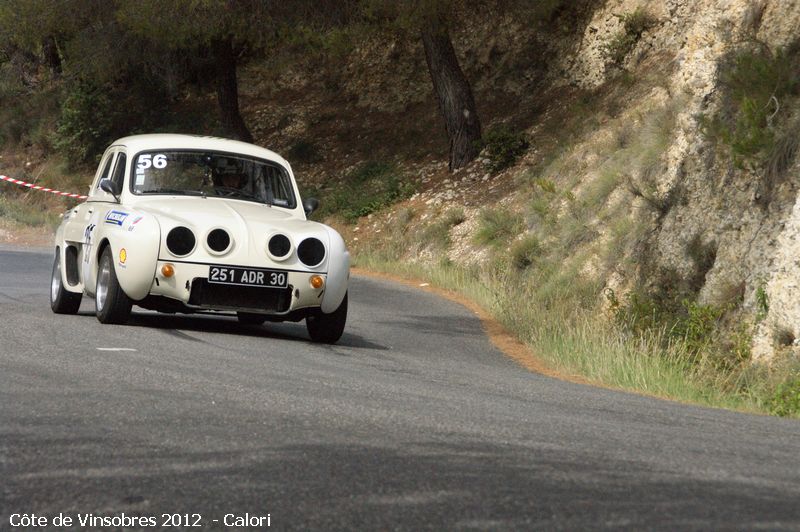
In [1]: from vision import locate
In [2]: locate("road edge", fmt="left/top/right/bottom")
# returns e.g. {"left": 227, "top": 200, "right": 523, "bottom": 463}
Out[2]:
{"left": 351, "top": 266, "right": 588, "bottom": 385}
{"left": 351, "top": 267, "right": 777, "bottom": 418}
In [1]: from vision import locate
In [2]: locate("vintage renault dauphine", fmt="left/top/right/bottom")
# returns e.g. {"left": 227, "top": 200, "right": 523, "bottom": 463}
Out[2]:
{"left": 50, "top": 134, "right": 349, "bottom": 343}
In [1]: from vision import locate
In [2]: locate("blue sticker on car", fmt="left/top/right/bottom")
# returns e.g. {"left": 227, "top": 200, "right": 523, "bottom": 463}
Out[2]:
{"left": 105, "top": 210, "right": 129, "bottom": 226}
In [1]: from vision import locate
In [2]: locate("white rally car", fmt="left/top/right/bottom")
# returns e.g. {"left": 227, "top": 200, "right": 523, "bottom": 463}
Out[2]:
{"left": 50, "top": 134, "right": 349, "bottom": 343}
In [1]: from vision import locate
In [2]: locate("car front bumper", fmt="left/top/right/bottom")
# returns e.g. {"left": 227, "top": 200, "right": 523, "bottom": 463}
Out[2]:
{"left": 148, "top": 259, "right": 327, "bottom": 315}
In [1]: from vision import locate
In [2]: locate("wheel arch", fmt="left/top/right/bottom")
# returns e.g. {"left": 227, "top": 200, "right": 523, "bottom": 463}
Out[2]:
{"left": 54, "top": 244, "right": 83, "bottom": 294}
{"left": 320, "top": 226, "right": 350, "bottom": 313}
{"left": 96, "top": 238, "right": 111, "bottom": 267}
{"left": 93, "top": 216, "right": 161, "bottom": 301}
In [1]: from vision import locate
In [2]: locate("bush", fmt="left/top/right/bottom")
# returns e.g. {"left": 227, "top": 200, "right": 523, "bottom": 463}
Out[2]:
{"left": 474, "top": 207, "right": 523, "bottom": 246}
{"left": 769, "top": 376, "right": 800, "bottom": 417}
{"left": 608, "top": 288, "right": 726, "bottom": 359}
{"left": 510, "top": 234, "right": 541, "bottom": 269}
{"left": 54, "top": 78, "right": 172, "bottom": 169}
{"left": 422, "top": 207, "right": 466, "bottom": 249}
{"left": 288, "top": 139, "right": 322, "bottom": 164}
{"left": 53, "top": 83, "right": 116, "bottom": 166}
{"left": 319, "top": 161, "right": 415, "bottom": 223}
{"left": 699, "top": 43, "right": 800, "bottom": 177}
{"left": 602, "top": 8, "right": 656, "bottom": 66}
{"left": 479, "top": 126, "right": 530, "bottom": 172}
{"left": 0, "top": 195, "right": 61, "bottom": 228}
{"left": 0, "top": 60, "right": 61, "bottom": 151}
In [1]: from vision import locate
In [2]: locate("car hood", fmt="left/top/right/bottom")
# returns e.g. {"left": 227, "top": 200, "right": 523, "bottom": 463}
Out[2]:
{"left": 131, "top": 196, "right": 330, "bottom": 268}
{"left": 135, "top": 196, "right": 301, "bottom": 227}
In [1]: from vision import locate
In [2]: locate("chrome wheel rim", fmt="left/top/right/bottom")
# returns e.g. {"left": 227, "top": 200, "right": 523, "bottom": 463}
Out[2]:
{"left": 96, "top": 258, "right": 110, "bottom": 311}
{"left": 51, "top": 256, "right": 61, "bottom": 303}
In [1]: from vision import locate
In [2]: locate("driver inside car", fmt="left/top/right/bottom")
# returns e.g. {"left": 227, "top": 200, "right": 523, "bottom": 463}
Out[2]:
{"left": 220, "top": 171, "right": 246, "bottom": 189}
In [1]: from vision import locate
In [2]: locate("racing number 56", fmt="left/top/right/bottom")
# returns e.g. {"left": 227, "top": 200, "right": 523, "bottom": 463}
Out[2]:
{"left": 137, "top": 154, "right": 167, "bottom": 170}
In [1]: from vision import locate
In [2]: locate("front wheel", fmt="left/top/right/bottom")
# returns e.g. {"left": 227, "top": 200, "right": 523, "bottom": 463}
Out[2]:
{"left": 306, "top": 292, "right": 347, "bottom": 344}
{"left": 50, "top": 251, "right": 82, "bottom": 314}
{"left": 95, "top": 247, "right": 132, "bottom": 324}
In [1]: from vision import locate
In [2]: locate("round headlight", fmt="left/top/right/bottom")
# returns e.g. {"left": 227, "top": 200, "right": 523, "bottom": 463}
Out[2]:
{"left": 297, "top": 237, "right": 326, "bottom": 267}
{"left": 267, "top": 233, "right": 292, "bottom": 261}
{"left": 207, "top": 228, "right": 232, "bottom": 254}
{"left": 166, "top": 226, "right": 196, "bottom": 256}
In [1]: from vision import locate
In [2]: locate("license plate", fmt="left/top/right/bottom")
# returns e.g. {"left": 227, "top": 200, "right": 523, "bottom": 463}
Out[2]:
{"left": 208, "top": 266, "right": 288, "bottom": 288}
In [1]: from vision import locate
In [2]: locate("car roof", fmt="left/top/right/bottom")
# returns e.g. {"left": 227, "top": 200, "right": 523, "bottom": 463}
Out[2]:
{"left": 110, "top": 134, "right": 289, "bottom": 166}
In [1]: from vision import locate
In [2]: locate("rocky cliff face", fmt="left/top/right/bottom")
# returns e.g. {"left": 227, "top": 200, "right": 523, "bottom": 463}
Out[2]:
{"left": 555, "top": 0, "right": 800, "bottom": 360}
{"left": 399, "top": 0, "right": 800, "bottom": 361}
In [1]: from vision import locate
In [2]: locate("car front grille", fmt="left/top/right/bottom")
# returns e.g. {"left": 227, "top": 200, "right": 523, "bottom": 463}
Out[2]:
{"left": 188, "top": 279, "right": 292, "bottom": 313}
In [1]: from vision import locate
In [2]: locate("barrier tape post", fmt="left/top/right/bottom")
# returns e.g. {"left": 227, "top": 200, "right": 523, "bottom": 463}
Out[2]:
{"left": 0, "top": 175, "right": 87, "bottom": 200}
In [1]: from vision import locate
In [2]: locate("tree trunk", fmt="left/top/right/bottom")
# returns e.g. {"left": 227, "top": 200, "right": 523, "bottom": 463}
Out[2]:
{"left": 421, "top": 23, "right": 481, "bottom": 171}
{"left": 211, "top": 36, "right": 253, "bottom": 143}
{"left": 42, "top": 35, "right": 61, "bottom": 77}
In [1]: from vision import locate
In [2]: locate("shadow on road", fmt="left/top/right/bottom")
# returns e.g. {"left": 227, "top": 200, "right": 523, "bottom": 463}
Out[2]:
{"left": 5, "top": 431, "right": 799, "bottom": 531}
{"left": 121, "top": 311, "right": 388, "bottom": 351}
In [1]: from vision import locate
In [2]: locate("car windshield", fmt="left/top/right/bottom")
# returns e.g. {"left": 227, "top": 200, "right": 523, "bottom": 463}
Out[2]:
{"left": 130, "top": 150, "right": 296, "bottom": 208}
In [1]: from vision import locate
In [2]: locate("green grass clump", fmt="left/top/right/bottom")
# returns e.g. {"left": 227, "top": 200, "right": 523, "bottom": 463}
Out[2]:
{"left": 474, "top": 207, "right": 524, "bottom": 247}
{"left": 318, "top": 161, "right": 415, "bottom": 223}
{"left": 510, "top": 234, "right": 541, "bottom": 270}
{"left": 699, "top": 42, "right": 800, "bottom": 195}
{"left": 422, "top": 207, "right": 466, "bottom": 249}
{"left": 606, "top": 286, "right": 729, "bottom": 356}
{"left": 0, "top": 195, "right": 62, "bottom": 228}
{"left": 769, "top": 376, "right": 800, "bottom": 417}
{"left": 479, "top": 126, "right": 530, "bottom": 172}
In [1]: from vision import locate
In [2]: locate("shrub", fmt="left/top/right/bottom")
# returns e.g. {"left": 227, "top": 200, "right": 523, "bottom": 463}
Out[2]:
{"left": 53, "top": 83, "right": 116, "bottom": 166}
{"left": 422, "top": 207, "right": 466, "bottom": 249}
{"left": 54, "top": 78, "right": 172, "bottom": 169}
{"left": 769, "top": 376, "right": 800, "bottom": 417}
{"left": 602, "top": 8, "right": 656, "bottom": 66}
{"left": 609, "top": 287, "right": 726, "bottom": 359}
{"left": 474, "top": 207, "right": 524, "bottom": 246}
{"left": 0, "top": 196, "right": 61, "bottom": 228}
{"left": 699, "top": 43, "right": 800, "bottom": 184}
{"left": 320, "top": 161, "right": 415, "bottom": 223}
{"left": 479, "top": 126, "right": 530, "bottom": 172}
{"left": 510, "top": 234, "right": 541, "bottom": 269}
{"left": 288, "top": 139, "right": 322, "bottom": 164}
{"left": 755, "top": 280, "right": 769, "bottom": 322}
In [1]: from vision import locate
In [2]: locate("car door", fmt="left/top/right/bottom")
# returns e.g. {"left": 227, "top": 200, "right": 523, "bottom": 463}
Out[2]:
{"left": 62, "top": 151, "right": 116, "bottom": 247}
{"left": 82, "top": 150, "right": 127, "bottom": 292}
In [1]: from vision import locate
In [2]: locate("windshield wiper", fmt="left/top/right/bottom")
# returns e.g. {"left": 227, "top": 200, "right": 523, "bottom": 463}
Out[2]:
{"left": 140, "top": 189, "right": 205, "bottom": 196}
{"left": 213, "top": 187, "right": 264, "bottom": 202}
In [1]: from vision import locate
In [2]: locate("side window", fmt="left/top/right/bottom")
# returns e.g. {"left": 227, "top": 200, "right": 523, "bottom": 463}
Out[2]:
{"left": 93, "top": 152, "right": 115, "bottom": 192}
{"left": 111, "top": 153, "right": 127, "bottom": 188}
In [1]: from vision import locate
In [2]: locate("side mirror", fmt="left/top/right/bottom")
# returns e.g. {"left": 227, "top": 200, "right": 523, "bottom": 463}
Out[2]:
{"left": 99, "top": 179, "right": 121, "bottom": 202}
{"left": 303, "top": 197, "right": 319, "bottom": 216}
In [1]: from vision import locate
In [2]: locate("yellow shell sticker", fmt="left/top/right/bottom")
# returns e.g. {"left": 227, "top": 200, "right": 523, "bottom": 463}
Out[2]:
{"left": 119, "top": 248, "right": 127, "bottom": 264}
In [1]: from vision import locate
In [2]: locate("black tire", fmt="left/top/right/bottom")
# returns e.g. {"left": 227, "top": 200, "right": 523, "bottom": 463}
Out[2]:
{"left": 95, "top": 247, "right": 132, "bottom": 324}
{"left": 306, "top": 292, "right": 347, "bottom": 344}
{"left": 237, "top": 312, "right": 266, "bottom": 325}
{"left": 50, "top": 251, "right": 82, "bottom": 314}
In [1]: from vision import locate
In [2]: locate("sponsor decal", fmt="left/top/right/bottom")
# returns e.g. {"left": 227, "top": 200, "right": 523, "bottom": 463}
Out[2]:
{"left": 83, "top": 223, "right": 96, "bottom": 243}
{"left": 127, "top": 215, "right": 144, "bottom": 232}
{"left": 119, "top": 248, "right": 127, "bottom": 264}
{"left": 83, "top": 224, "right": 96, "bottom": 264}
{"left": 105, "top": 210, "right": 129, "bottom": 226}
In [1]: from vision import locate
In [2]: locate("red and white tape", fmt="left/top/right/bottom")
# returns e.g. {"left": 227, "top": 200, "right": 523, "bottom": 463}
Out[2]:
{"left": 0, "top": 175, "right": 87, "bottom": 199}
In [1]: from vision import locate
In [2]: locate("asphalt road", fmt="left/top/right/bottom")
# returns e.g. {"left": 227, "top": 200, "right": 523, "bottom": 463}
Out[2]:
{"left": 2, "top": 245, "right": 800, "bottom": 531}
